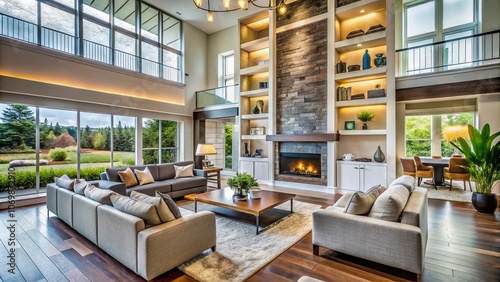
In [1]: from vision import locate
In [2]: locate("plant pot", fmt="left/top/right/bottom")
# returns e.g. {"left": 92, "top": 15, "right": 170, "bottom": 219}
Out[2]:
{"left": 232, "top": 187, "right": 248, "bottom": 201}
{"left": 249, "top": 187, "right": 261, "bottom": 199}
{"left": 471, "top": 192, "right": 498, "bottom": 213}
{"left": 362, "top": 122, "right": 368, "bottom": 130}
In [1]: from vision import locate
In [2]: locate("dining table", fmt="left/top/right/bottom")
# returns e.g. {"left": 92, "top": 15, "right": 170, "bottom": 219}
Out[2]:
{"left": 420, "top": 157, "right": 450, "bottom": 186}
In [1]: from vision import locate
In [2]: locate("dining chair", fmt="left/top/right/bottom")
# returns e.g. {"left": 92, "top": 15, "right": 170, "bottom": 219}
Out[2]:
{"left": 414, "top": 156, "right": 436, "bottom": 189}
{"left": 444, "top": 157, "right": 472, "bottom": 191}
{"left": 400, "top": 158, "right": 416, "bottom": 177}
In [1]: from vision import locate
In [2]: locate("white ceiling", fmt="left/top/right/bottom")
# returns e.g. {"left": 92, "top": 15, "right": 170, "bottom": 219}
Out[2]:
{"left": 145, "top": 0, "right": 273, "bottom": 34}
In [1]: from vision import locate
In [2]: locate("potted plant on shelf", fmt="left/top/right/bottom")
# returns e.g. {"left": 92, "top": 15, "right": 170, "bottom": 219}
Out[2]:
{"left": 356, "top": 110, "right": 375, "bottom": 130}
{"left": 227, "top": 172, "right": 259, "bottom": 201}
{"left": 451, "top": 124, "right": 500, "bottom": 213}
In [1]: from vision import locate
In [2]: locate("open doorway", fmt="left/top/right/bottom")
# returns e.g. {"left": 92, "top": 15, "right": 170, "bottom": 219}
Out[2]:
{"left": 204, "top": 118, "right": 237, "bottom": 172}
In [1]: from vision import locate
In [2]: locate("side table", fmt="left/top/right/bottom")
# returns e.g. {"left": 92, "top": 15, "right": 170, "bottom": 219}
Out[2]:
{"left": 203, "top": 167, "right": 223, "bottom": 189}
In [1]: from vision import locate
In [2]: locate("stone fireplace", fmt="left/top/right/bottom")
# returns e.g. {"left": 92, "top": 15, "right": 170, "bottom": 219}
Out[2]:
{"left": 279, "top": 153, "right": 321, "bottom": 178}
{"left": 275, "top": 142, "right": 327, "bottom": 185}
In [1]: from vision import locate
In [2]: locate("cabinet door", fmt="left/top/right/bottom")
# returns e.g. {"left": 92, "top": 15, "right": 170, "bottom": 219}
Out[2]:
{"left": 337, "top": 163, "right": 361, "bottom": 191}
{"left": 254, "top": 162, "right": 269, "bottom": 180}
{"left": 240, "top": 161, "right": 254, "bottom": 175}
{"left": 362, "top": 165, "right": 387, "bottom": 191}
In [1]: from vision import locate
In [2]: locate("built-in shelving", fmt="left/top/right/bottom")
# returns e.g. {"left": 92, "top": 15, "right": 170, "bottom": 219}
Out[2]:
{"left": 335, "top": 31, "right": 386, "bottom": 53}
{"left": 335, "top": 97, "right": 387, "bottom": 108}
{"left": 339, "top": 129, "right": 387, "bottom": 135}
{"left": 336, "top": 0, "right": 386, "bottom": 21}
{"left": 241, "top": 113, "right": 269, "bottom": 120}
{"left": 241, "top": 135, "right": 267, "bottom": 140}
{"left": 240, "top": 157, "right": 269, "bottom": 162}
{"left": 241, "top": 37, "right": 269, "bottom": 52}
{"left": 240, "top": 63, "right": 270, "bottom": 75}
{"left": 240, "top": 88, "right": 269, "bottom": 97}
{"left": 335, "top": 66, "right": 387, "bottom": 83}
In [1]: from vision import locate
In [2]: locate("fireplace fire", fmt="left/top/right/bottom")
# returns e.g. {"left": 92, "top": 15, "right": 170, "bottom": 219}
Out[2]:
{"left": 279, "top": 153, "right": 321, "bottom": 178}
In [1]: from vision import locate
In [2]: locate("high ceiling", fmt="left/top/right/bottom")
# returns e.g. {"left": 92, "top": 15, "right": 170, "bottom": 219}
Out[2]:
{"left": 144, "top": 0, "right": 274, "bottom": 34}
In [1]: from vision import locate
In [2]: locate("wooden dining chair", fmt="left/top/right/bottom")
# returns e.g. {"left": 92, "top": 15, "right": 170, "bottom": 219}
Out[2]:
{"left": 414, "top": 156, "right": 436, "bottom": 189}
{"left": 400, "top": 158, "right": 416, "bottom": 177}
{"left": 444, "top": 157, "right": 472, "bottom": 191}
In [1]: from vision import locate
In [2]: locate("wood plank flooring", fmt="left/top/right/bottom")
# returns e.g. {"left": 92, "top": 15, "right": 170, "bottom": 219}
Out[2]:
{"left": 0, "top": 194, "right": 498, "bottom": 281}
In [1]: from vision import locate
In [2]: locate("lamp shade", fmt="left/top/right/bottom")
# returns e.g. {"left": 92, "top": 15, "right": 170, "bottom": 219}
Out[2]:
{"left": 195, "top": 144, "right": 217, "bottom": 156}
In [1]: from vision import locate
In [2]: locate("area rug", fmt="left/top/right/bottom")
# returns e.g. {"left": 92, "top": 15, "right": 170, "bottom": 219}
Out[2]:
{"left": 420, "top": 181, "right": 475, "bottom": 202}
{"left": 177, "top": 200, "right": 321, "bottom": 282}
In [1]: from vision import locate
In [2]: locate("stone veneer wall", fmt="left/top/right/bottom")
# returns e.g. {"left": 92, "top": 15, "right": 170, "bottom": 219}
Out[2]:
{"left": 276, "top": 0, "right": 328, "bottom": 28}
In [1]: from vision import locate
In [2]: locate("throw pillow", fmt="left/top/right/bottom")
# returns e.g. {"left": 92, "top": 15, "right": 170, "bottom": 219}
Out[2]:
{"left": 110, "top": 194, "right": 162, "bottom": 226}
{"left": 344, "top": 185, "right": 386, "bottom": 215}
{"left": 156, "top": 191, "right": 182, "bottom": 219}
{"left": 174, "top": 164, "right": 194, "bottom": 179}
{"left": 368, "top": 185, "right": 410, "bottom": 222}
{"left": 389, "top": 175, "right": 416, "bottom": 193}
{"left": 130, "top": 191, "right": 175, "bottom": 222}
{"left": 134, "top": 167, "right": 155, "bottom": 185}
{"left": 55, "top": 174, "right": 74, "bottom": 190}
{"left": 84, "top": 184, "right": 115, "bottom": 206}
{"left": 118, "top": 167, "right": 138, "bottom": 188}
{"left": 74, "top": 179, "right": 89, "bottom": 195}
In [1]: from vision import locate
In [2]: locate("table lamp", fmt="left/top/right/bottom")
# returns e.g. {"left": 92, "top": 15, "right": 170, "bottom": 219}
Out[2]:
{"left": 196, "top": 144, "right": 217, "bottom": 168}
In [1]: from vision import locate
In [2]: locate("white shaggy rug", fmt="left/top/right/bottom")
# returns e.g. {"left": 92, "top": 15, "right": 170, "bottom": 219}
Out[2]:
{"left": 177, "top": 200, "right": 321, "bottom": 282}
{"left": 420, "top": 181, "right": 475, "bottom": 202}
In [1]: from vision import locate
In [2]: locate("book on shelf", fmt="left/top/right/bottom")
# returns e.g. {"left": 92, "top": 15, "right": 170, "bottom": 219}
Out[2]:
{"left": 336, "top": 86, "right": 352, "bottom": 101}
{"left": 367, "top": 89, "right": 386, "bottom": 98}
{"left": 350, "top": 93, "right": 365, "bottom": 100}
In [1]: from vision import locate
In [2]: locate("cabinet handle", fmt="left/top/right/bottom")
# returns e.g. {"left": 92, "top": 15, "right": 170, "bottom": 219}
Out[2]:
{"left": 359, "top": 167, "right": 364, "bottom": 170}
{"left": 354, "top": 167, "right": 359, "bottom": 169}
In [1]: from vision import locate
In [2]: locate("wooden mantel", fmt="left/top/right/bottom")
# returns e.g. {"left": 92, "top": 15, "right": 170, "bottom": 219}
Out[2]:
{"left": 266, "top": 133, "right": 340, "bottom": 142}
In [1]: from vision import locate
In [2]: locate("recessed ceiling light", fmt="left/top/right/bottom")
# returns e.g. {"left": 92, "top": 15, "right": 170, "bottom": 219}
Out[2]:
{"left": 360, "top": 9, "right": 365, "bottom": 13}
{"left": 357, "top": 44, "right": 362, "bottom": 47}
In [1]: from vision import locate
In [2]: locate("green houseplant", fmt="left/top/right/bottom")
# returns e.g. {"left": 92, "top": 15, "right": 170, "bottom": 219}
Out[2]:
{"left": 451, "top": 124, "right": 500, "bottom": 213}
{"left": 227, "top": 172, "right": 258, "bottom": 201}
{"left": 356, "top": 110, "right": 375, "bottom": 130}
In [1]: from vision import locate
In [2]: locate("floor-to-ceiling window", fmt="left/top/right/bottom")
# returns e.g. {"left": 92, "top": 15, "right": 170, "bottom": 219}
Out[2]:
{"left": 142, "top": 119, "right": 179, "bottom": 165}
{"left": 80, "top": 112, "right": 112, "bottom": 179}
{"left": 113, "top": 116, "right": 136, "bottom": 168}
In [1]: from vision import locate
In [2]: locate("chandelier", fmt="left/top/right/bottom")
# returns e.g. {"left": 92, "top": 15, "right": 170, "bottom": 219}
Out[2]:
{"left": 193, "top": 0, "right": 289, "bottom": 22}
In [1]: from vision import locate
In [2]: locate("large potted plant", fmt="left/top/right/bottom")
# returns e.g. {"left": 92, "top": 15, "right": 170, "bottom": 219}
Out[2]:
{"left": 226, "top": 172, "right": 258, "bottom": 201}
{"left": 451, "top": 124, "right": 500, "bottom": 213}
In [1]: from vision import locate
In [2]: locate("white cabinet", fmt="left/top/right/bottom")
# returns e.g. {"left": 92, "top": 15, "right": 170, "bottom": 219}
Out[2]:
{"left": 337, "top": 161, "right": 386, "bottom": 191}
{"left": 240, "top": 158, "right": 269, "bottom": 181}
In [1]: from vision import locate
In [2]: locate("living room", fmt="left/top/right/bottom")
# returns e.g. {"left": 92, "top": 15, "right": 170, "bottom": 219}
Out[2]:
{"left": 0, "top": 0, "right": 499, "bottom": 281}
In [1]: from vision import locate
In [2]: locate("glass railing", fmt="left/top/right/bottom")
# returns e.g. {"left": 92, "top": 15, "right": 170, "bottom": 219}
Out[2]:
{"left": 196, "top": 85, "right": 239, "bottom": 108}
{"left": 396, "top": 30, "right": 500, "bottom": 76}
{"left": 0, "top": 13, "right": 182, "bottom": 83}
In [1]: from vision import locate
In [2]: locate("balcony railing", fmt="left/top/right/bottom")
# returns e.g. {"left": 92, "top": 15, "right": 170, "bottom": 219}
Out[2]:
{"left": 0, "top": 13, "right": 182, "bottom": 83}
{"left": 396, "top": 30, "right": 500, "bottom": 76}
{"left": 196, "top": 85, "right": 239, "bottom": 109}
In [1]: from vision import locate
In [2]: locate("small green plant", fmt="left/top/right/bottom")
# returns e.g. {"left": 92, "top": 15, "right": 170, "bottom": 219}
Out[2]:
{"left": 356, "top": 111, "right": 375, "bottom": 123}
{"left": 226, "top": 172, "right": 258, "bottom": 193}
{"left": 49, "top": 148, "right": 68, "bottom": 161}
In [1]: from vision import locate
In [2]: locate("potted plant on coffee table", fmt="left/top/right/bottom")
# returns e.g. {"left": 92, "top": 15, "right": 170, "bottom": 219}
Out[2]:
{"left": 356, "top": 110, "right": 375, "bottom": 130}
{"left": 451, "top": 124, "right": 500, "bottom": 213}
{"left": 227, "top": 172, "right": 259, "bottom": 201}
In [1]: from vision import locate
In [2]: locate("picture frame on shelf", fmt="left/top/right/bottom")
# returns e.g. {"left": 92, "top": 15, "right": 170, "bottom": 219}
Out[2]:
{"left": 250, "top": 126, "right": 265, "bottom": 135}
{"left": 345, "top": 121, "right": 355, "bottom": 130}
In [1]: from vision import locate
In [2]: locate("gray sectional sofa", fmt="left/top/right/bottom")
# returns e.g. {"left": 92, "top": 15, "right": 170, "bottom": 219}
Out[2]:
{"left": 98, "top": 161, "right": 208, "bottom": 197}
{"left": 46, "top": 181, "right": 216, "bottom": 280}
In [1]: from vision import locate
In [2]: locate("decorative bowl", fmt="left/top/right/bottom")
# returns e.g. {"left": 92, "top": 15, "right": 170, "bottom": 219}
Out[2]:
{"left": 348, "top": 65, "right": 360, "bottom": 72}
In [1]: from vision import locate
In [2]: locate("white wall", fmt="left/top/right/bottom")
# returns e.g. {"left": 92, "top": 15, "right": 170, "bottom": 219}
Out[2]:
{"left": 207, "top": 26, "right": 239, "bottom": 88}
{"left": 478, "top": 94, "right": 500, "bottom": 133}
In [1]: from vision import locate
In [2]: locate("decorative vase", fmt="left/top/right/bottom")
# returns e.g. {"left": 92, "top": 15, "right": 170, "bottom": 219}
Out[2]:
{"left": 336, "top": 61, "right": 346, "bottom": 73}
{"left": 362, "top": 122, "right": 368, "bottom": 130}
{"left": 373, "top": 146, "right": 385, "bottom": 163}
{"left": 257, "top": 100, "right": 264, "bottom": 113}
{"left": 362, "top": 49, "right": 371, "bottom": 70}
{"left": 252, "top": 105, "right": 260, "bottom": 114}
{"left": 244, "top": 142, "right": 250, "bottom": 156}
{"left": 374, "top": 53, "right": 386, "bottom": 67}
{"left": 232, "top": 187, "right": 248, "bottom": 201}
{"left": 471, "top": 192, "right": 498, "bottom": 213}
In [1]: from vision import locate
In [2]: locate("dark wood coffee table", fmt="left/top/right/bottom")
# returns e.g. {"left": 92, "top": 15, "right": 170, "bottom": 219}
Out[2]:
{"left": 194, "top": 188, "right": 296, "bottom": 234}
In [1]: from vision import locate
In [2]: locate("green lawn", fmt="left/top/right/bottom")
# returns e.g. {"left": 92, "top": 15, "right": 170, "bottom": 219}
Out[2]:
{"left": 0, "top": 150, "right": 134, "bottom": 165}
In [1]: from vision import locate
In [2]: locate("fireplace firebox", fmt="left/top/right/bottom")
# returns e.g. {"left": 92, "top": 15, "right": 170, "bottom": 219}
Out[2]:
{"left": 279, "top": 153, "right": 321, "bottom": 178}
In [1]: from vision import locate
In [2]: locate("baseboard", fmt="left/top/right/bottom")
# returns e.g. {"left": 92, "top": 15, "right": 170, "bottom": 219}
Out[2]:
{"left": 0, "top": 193, "right": 46, "bottom": 210}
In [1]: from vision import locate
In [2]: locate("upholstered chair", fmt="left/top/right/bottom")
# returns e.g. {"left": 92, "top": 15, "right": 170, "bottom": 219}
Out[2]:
{"left": 400, "top": 158, "right": 416, "bottom": 177}
{"left": 444, "top": 157, "right": 472, "bottom": 191}
{"left": 414, "top": 156, "right": 435, "bottom": 189}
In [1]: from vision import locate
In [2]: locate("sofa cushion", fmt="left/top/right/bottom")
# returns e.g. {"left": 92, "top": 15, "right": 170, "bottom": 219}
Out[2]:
{"left": 118, "top": 167, "right": 139, "bottom": 188}
{"left": 157, "top": 163, "right": 176, "bottom": 180}
{"left": 368, "top": 185, "right": 410, "bottom": 222}
{"left": 344, "top": 185, "right": 386, "bottom": 215}
{"left": 110, "top": 194, "right": 162, "bottom": 226}
{"left": 389, "top": 175, "right": 416, "bottom": 193}
{"left": 132, "top": 165, "right": 159, "bottom": 181}
{"left": 156, "top": 191, "right": 182, "bottom": 219}
{"left": 126, "top": 181, "right": 171, "bottom": 196}
{"left": 55, "top": 174, "right": 74, "bottom": 190}
{"left": 134, "top": 167, "right": 155, "bottom": 185}
{"left": 130, "top": 191, "right": 175, "bottom": 222}
{"left": 174, "top": 164, "right": 194, "bottom": 178}
{"left": 74, "top": 179, "right": 89, "bottom": 195}
{"left": 84, "top": 184, "right": 116, "bottom": 205}
{"left": 166, "top": 176, "right": 206, "bottom": 192}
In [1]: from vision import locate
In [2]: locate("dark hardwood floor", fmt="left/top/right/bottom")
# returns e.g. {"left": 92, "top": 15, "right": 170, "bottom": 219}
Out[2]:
{"left": 0, "top": 194, "right": 498, "bottom": 282}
